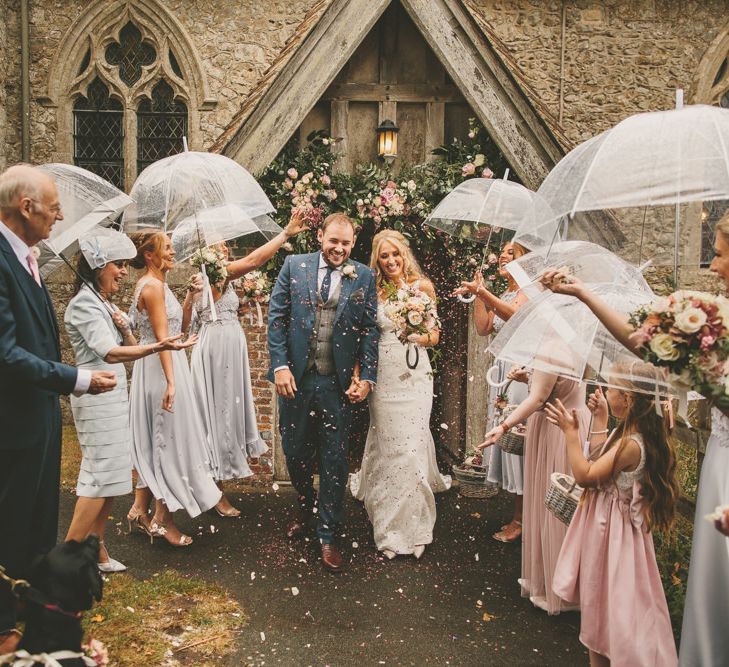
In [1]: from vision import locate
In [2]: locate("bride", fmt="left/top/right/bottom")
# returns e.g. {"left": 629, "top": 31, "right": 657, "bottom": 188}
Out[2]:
{"left": 350, "top": 229, "right": 451, "bottom": 559}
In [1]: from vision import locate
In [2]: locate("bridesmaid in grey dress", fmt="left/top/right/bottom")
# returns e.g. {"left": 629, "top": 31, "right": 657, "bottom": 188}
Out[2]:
{"left": 64, "top": 229, "right": 194, "bottom": 571}
{"left": 455, "top": 241, "right": 528, "bottom": 542}
{"left": 126, "top": 231, "right": 221, "bottom": 547}
{"left": 190, "top": 211, "right": 308, "bottom": 515}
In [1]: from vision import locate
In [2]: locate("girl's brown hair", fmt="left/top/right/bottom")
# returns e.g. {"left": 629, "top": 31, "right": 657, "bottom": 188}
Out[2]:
{"left": 370, "top": 229, "right": 425, "bottom": 289}
{"left": 607, "top": 364, "right": 679, "bottom": 533}
{"left": 129, "top": 231, "right": 167, "bottom": 270}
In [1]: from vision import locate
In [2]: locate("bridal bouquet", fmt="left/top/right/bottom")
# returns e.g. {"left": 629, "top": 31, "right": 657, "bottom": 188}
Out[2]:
{"left": 190, "top": 246, "right": 228, "bottom": 287}
{"left": 629, "top": 290, "right": 729, "bottom": 406}
{"left": 383, "top": 282, "right": 440, "bottom": 345}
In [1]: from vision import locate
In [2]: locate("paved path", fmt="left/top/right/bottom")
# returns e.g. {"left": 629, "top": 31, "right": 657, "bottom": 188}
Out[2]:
{"left": 60, "top": 485, "right": 585, "bottom": 666}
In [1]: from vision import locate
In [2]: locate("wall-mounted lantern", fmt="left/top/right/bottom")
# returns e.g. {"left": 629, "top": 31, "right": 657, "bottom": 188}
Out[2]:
{"left": 376, "top": 119, "right": 398, "bottom": 161}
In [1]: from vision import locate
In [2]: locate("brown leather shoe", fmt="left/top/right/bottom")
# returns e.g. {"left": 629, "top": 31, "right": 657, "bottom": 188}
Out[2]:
{"left": 321, "top": 543, "right": 343, "bottom": 572}
{"left": 0, "top": 629, "right": 21, "bottom": 654}
{"left": 286, "top": 520, "right": 306, "bottom": 539}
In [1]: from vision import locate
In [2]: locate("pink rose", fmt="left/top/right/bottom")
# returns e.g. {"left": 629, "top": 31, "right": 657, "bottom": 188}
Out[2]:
{"left": 287, "top": 168, "right": 298, "bottom": 179}
{"left": 321, "top": 174, "right": 331, "bottom": 186}
{"left": 482, "top": 168, "right": 494, "bottom": 179}
{"left": 283, "top": 178, "right": 293, "bottom": 189}
{"left": 462, "top": 163, "right": 476, "bottom": 176}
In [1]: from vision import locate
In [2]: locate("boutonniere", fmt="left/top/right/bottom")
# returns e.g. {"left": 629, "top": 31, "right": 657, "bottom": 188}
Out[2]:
{"left": 342, "top": 263, "right": 358, "bottom": 280}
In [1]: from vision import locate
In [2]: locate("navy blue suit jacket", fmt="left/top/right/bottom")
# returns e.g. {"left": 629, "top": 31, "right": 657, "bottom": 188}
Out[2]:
{"left": 0, "top": 233, "right": 77, "bottom": 451}
{"left": 267, "top": 252, "right": 379, "bottom": 392}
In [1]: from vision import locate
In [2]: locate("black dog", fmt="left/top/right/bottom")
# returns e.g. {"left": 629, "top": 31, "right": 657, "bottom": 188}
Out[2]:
{"left": 2, "top": 536, "right": 103, "bottom": 666}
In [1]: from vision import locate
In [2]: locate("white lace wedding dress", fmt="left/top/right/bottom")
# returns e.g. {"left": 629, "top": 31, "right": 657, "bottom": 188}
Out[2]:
{"left": 350, "top": 297, "right": 451, "bottom": 556}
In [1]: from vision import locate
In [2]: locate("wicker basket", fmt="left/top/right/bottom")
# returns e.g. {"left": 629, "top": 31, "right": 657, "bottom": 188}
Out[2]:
{"left": 544, "top": 472, "right": 583, "bottom": 525}
{"left": 452, "top": 464, "right": 499, "bottom": 499}
{"left": 498, "top": 425, "right": 525, "bottom": 455}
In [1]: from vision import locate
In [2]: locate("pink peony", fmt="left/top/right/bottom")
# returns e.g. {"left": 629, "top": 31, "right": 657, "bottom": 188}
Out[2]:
{"left": 283, "top": 178, "right": 293, "bottom": 189}
{"left": 462, "top": 163, "right": 476, "bottom": 176}
{"left": 321, "top": 174, "right": 331, "bottom": 186}
{"left": 482, "top": 168, "right": 494, "bottom": 178}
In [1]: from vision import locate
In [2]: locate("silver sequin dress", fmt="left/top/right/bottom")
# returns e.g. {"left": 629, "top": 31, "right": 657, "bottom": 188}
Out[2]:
{"left": 190, "top": 283, "right": 267, "bottom": 481}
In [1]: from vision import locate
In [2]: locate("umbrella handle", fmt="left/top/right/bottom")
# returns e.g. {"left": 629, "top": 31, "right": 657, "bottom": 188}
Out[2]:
{"left": 486, "top": 365, "right": 510, "bottom": 389}
{"left": 200, "top": 265, "right": 218, "bottom": 322}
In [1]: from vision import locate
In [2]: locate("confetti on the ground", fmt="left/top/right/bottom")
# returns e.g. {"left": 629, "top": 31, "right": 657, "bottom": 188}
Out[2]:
{"left": 291, "top": 587, "right": 300, "bottom": 596}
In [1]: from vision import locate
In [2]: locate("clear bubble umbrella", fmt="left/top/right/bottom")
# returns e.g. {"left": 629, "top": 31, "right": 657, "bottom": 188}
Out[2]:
{"left": 36, "top": 163, "right": 133, "bottom": 277}
{"left": 533, "top": 94, "right": 729, "bottom": 280}
{"left": 425, "top": 170, "right": 560, "bottom": 250}
{"left": 122, "top": 148, "right": 279, "bottom": 320}
{"left": 122, "top": 150, "right": 276, "bottom": 234}
{"left": 488, "top": 282, "right": 656, "bottom": 383}
{"left": 505, "top": 240, "right": 651, "bottom": 296}
{"left": 424, "top": 170, "right": 561, "bottom": 301}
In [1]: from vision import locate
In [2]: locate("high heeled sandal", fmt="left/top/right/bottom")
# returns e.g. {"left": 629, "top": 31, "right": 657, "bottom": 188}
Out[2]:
{"left": 126, "top": 506, "right": 156, "bottom": 542}
{"left": 213, "top": 501, "right": 241, "bottom": 518}
{"left": 493, "top": 521, "right": 522, "bottom": 543}
{"left": 97, "top": 540, "right": 127, "bottom": 573}
{"left": 150, "top": 520, "right": 193, "bottom": 547}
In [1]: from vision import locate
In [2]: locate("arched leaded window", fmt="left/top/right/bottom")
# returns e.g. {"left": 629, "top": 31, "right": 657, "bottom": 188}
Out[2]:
{"left": 73, "top": 78, "right": 124, "bottom": 189}
{"left": 70, "top": 19, "right": 189, "bottom": 189}
{"left": 137, "top": 79, "right": 188, "bottom": 174}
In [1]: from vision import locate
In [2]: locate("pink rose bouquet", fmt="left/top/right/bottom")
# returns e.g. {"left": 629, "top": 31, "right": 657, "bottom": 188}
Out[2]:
{"left": 629, "top": 290, "right": 729, "bottom": 406}
{"left": 383, "top": 282, "right": 440, "bottom": 345}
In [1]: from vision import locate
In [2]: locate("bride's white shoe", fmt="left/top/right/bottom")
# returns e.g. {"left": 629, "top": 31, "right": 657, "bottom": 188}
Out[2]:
{"left": 382, "top": 549, "right": 396, "bottom": 560}
{"left": 413, "top": 544, "right": 425, "bottom": 559}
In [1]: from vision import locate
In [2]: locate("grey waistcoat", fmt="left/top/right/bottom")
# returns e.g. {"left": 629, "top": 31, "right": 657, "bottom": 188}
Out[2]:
{"left": 306, "top": 280, "right": 342, "bottom": 375}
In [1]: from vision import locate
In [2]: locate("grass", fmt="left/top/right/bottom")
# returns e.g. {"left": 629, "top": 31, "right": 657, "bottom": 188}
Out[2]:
{"left": 61, "top": 426, "right": 246, "bottom": 665}
{"left": 84, "top": 570, "right": 246, "bottom": 666}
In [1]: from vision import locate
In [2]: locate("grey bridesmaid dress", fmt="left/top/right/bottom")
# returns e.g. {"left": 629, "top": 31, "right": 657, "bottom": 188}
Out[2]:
{"left": 190, "top": 283, "right": 267, "bottom": 481}
{"left": 128, "top": 279, "right": 220, "bottom": 517}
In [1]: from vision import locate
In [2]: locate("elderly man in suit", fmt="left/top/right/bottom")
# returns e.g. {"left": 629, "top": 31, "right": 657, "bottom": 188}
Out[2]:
{"left": 0, "top": 164, "right": 117, "bottom": 652}
{"left": 268, "top": 213, "right": 379, "bottom": 572}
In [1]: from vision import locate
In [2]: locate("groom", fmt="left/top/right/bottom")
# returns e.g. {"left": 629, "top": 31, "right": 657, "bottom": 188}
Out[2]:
{"left": 268, "top": 213, "right": 379, "bottom": 572}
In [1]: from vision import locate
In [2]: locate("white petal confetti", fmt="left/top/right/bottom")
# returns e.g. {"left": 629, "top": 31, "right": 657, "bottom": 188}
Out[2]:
{"left": 251, "top": 572, "right": 256, "bottom": 580}
{"left": 260, "top": 632, "right": 266, "bottom": 642}
{"left": 440, "top": 423, "right": 449, "bottom": 430}
{"left": 272, "top": 483, "right": 280, "bottom": 491}
{"left": 291, "top": 586, "right": 300, "bottom": 596}
{"left": 475, "top": 553, "right": 479, "bottom": 561}
{"left": 125, "top": 606, "right": 135, "bottom": 613}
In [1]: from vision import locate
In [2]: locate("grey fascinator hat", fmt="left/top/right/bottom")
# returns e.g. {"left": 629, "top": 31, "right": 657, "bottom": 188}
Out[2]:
{"left": 79, "top": 227, "right": 137, "bottom": 269}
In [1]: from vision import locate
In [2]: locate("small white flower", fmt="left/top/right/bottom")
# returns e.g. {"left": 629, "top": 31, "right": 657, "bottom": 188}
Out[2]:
{"left": 342, "top": 264, "right": 358, "bottom": 280}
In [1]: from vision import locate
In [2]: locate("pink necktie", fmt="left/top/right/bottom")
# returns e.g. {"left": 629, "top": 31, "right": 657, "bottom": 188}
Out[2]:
{"left": 27, "top": 251, "right": 41, "bottom": 286}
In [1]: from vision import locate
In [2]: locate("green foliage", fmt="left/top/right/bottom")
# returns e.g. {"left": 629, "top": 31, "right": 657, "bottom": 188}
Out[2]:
{"left": 256, "top": 120, "right": 513, "bottom": 297}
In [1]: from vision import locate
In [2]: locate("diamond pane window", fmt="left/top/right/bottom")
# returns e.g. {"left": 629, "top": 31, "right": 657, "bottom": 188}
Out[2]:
{"left": 137, "top": 79, "right": 187, "bottom": 174}
{"left": 105, "top": 22, "right": 156, "bottom": 86}
{"left": 73, "top": 77, "right": 124, "bottom": 189}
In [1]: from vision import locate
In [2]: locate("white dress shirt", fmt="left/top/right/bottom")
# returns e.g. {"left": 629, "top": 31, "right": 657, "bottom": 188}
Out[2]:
{"left": 317, "top": 253, "right": 342, "bottom": 294}
{"left": 0, "top": 220, "right": 91, "bottom": 395}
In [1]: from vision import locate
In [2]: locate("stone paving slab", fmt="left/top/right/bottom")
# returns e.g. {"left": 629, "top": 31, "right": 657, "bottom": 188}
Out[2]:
{"left": 59, "top": 485, "right": 586, "bottom": 666}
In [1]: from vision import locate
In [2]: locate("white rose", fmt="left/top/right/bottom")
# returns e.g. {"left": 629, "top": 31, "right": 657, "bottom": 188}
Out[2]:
{"left": 674, "top": 307, "right": 707, "bottom": 334}
{"left": 650, "top": 296, "right": 671, "bottom": 314}
{"left": 473, "top": 153, "right": 485, "bottom": 167}
{"left": 407, "top": 310, "right": 423, "bottom": 326}
{"left": 649, "top": 332, "right": 681, "bottom": 361}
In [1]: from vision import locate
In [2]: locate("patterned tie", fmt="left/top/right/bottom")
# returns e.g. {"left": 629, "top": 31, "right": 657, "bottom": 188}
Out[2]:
{"left": 320, "top": 266, "right": 334, "bottom": 303}
{"left": 27, "top": 250, "right": 41, "bottom": 286}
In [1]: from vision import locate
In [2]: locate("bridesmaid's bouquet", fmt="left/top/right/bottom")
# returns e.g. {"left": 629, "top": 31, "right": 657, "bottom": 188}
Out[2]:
{"left": 235, "top": 270, "right": 272, "bottom": 326}
{"left": 382, "top": 282, "right": 440, "bottom": 345}
{"left": 629, "top": 290, "right": 729, "bottom": 406}
{"left": 190, "top": 246, "right": 228, "bottom": 287}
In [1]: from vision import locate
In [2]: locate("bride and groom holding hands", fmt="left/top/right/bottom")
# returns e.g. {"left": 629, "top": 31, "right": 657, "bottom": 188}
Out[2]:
{"left": 267, "top": 213, "right": 450, "bottom": 572}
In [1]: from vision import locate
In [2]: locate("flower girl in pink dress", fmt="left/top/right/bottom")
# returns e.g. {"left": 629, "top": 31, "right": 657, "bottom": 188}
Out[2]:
{"left": 545, "top": 370, "right": 679, "bottom": 667}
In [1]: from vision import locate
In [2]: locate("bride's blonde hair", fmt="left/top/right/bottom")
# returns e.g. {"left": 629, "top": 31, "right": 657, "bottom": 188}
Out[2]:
{"left": 370, "top": 229, "right": 424, "bottom": 288}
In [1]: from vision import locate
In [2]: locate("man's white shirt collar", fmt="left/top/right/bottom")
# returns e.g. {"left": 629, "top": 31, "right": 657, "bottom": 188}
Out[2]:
{"left": 318, "top": 253, "right": 341, "bottom": 271}
{"left": 0, "top": 220, "right": 33, "bottom": 272}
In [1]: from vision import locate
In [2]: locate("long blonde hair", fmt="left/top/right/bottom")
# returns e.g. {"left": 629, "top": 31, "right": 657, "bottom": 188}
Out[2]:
{"left": 370, "top": 229, "right": 424, "bottom": 289}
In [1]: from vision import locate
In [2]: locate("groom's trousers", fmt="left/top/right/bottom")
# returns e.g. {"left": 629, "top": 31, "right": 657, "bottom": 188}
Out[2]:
{"left": 278, "top": 370, "right": 352, "bottom": 544}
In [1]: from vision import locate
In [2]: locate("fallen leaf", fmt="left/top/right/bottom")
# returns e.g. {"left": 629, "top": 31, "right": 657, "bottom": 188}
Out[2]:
{"left": 482, "top": 611, "right": 495, "bottom": 622}
{"left": 90, "top": 614, "right": 104, "bottom": 623}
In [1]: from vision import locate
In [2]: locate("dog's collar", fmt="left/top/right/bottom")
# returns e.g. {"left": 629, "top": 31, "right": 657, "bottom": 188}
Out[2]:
{"left": 41, "top": 602, "right": 83, "bottom": 620}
